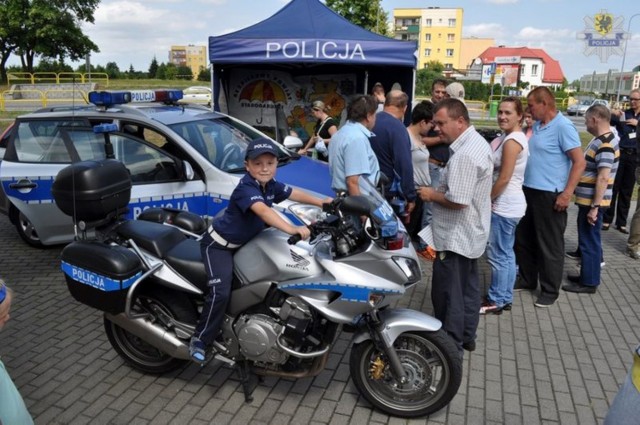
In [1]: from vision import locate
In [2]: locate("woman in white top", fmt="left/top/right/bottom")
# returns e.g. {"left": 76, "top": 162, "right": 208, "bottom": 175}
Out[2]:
{"left": 406, "top": 101, "right": 435, "bottom": 259}
{"left": 481, "top": 97, "right": 529, "bottom": 314}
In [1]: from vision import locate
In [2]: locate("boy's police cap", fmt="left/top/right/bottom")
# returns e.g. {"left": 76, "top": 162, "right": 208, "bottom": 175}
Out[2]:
{"left": 245, "top": 138, "right": 278, "bottom": 160}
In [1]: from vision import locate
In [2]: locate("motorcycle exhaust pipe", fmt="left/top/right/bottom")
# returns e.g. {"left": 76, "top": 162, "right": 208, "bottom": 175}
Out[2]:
{"left": 105, "top": 312, "right": 191, "bottom": 360}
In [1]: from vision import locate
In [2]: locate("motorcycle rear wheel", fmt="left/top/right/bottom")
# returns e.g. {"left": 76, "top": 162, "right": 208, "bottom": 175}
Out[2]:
{"left": 350, "top": 330, "right": 462, "bottom": 418}
{"left": 104, "top": 287, "right": 197, "bottom": 374}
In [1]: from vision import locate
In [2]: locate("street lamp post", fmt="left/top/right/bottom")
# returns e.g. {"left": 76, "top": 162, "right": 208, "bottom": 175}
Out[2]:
{"left": 616, "top": 13, "right": 640, "bottom": 103}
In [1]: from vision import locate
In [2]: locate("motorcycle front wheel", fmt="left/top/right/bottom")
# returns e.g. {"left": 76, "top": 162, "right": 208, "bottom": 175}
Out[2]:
{"left": 349, "top": 330, "right": 462, "bottom": 418}
{"left": 104, "top": 287, "right": 197, "bottom": 374}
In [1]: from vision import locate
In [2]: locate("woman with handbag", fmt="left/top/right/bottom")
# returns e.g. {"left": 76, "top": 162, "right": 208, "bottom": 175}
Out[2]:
{"left": 298, "top": 100, "right": 339, "bottom": 161}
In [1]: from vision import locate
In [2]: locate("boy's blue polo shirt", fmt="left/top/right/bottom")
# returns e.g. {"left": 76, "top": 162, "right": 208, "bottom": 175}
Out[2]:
{"left": 212, "top": 173, "right": 292, "bottom": 245}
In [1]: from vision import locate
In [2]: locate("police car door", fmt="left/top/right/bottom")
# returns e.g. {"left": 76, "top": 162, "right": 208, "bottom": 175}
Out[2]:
{"left": 110, "top": 131, "right": 207, "bottom": 219}
{"left": 0, "top": 118, "right": 90, "bottom": 246}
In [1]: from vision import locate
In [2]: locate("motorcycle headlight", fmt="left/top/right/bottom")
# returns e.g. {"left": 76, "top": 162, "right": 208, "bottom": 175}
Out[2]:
{"left": 288, "top": 203, "right": 324, "bottom": 225}
{"left": 392, "top": 256, "right": 421, "bottom": 284}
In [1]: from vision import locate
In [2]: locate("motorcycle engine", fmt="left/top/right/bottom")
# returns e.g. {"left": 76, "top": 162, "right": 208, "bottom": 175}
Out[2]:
{"left": 235, "top": 314, "right": 288, "bottom": 364}
{"left": 234, "top": 297, "right": 315, "bottom": 364}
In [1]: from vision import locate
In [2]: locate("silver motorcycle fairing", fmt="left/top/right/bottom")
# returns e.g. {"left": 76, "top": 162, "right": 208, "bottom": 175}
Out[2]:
{"left": 352, "top": 308, "right": 442, "bottom": 346}
{"left": 233, "top": 228, "right": 325, "bottom": 284}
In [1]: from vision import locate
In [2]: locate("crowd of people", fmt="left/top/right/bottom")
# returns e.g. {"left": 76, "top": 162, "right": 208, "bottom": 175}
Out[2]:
{"left": 318, "top": 82, "right": 637, "bottom": 362}
{"left": 323, "top": 85, "right": 640, "bottom": 419}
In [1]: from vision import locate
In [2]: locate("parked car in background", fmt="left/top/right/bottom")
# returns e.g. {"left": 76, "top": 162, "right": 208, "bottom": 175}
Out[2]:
{"left": 0, "top": 89, "right": 331, "bottom": 247}
{"left": 178, "top": 86, "right": 212, "bottom": 107}
{"left": 567, "top": 99, "right": 609, "bottom": 116}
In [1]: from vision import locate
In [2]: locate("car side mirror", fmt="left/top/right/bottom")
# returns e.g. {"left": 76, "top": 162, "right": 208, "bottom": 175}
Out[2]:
{"left": 183, "top": 161, "right": 195, "bottom": 181}
{"left": 283, "top": 135, "right": 303, "bottom": 150}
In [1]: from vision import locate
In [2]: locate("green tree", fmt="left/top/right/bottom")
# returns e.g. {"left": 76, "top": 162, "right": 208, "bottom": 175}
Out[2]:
{"left": 14, "top": 0, "right": 100, "bottom": 73}
{"left": 0, "top": 0, "right": 24, "bottom": 83}
{"left": 325, "top": 0, "right": 389, "bottom": 35}
{"left": 104, "top": 62, "right": 121, "bottom": 79}
{"left": 197, "top": 66, "right": 211, "bottom": 82}
{"left": 415, "top": 62, "right": 447, "bottom": 96}
{"left": 424, "top": 60, "right": 445, "bottom": 73}
{"left": 164, "top": 63, "right": 178, "bottom": 80}
{"left": 148, "top": 56, "right": 159, "bottom": 79}
{"left": 176, "top": 65, "right": 193, "bottom": 81}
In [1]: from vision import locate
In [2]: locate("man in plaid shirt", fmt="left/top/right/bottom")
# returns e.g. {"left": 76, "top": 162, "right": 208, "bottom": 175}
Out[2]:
{"left": 417, "top": 98, "right": 493, "bottom": 356}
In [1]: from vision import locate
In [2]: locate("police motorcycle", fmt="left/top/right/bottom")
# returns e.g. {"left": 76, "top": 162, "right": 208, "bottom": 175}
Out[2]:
{"left": 52, "top": 157, "right": 462, "bottom": 418}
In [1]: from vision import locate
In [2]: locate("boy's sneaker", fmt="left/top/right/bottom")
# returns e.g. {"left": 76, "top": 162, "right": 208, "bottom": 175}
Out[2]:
{"left": 479, "top": 301, "right": 503, "bottom": 315}
{"left": 189, "top": 337, "right": 206, "bottom": 363}
{"left": 502, "top": 303, "right": 512, "bottom": 311}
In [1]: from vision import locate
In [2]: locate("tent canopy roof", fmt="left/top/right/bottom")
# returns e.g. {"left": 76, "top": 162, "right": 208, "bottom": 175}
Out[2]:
{"left": 209, "top": 0, "right": 416, "bottom": 67}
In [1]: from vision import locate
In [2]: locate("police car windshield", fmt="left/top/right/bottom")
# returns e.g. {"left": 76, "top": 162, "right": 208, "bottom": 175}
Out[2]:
{"left": 168, "top": 117, "right": 291, "bottom": 173}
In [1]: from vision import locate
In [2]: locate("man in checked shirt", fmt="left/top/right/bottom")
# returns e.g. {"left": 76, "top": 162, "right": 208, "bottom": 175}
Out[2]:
{"left": 417, "top": 98, "right": 493, "bottom": 357}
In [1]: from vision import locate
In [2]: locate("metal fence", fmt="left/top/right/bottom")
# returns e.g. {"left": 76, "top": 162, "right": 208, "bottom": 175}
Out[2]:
{"left": 1, "top": 88, "right": 89, "bottom": 111}
{"left": 7, "top": 72, "right": 109, "bottom": 86}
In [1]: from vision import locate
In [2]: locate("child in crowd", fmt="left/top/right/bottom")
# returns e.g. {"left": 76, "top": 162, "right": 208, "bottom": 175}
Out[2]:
{"left": 190, "top": 138, "right": 329, "bottom": 362}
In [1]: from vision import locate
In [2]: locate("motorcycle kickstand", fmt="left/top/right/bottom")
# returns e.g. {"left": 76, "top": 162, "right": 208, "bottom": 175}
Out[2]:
{"left": 235, "top": 360, "right": 261, "bottom": 403}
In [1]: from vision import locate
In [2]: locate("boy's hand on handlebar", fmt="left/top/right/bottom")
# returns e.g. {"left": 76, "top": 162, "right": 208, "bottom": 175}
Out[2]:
{"left": 293, "top": 225, "right": 311, "bottom": 240}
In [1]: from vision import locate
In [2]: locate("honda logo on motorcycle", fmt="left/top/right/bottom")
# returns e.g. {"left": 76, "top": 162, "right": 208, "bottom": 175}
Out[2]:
{"left": 286, "top": 249, "right": 310, "bottom": 270}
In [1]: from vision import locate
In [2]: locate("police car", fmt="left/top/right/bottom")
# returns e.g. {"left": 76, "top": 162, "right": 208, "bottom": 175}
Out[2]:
{"left": 0, "top": 89, "right": 332, "bottom": 247}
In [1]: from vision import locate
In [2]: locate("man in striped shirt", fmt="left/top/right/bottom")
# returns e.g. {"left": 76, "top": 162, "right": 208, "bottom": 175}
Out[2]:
{"left": 564, "top": 104, "right": 619, "bottom": 293}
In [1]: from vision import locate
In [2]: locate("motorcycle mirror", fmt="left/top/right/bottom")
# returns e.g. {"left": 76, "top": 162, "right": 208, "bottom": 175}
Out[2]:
{"left": 339, "top": 196, "right": 372, "bottom": 216}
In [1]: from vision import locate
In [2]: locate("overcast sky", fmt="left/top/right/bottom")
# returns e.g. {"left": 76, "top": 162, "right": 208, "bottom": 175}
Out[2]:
{"left": 11, "top": 0, "right": 639, "bottom": 82}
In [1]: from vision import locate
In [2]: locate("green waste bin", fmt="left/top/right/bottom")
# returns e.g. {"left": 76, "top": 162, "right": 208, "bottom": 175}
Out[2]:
{"left": 489, "top": 101, "right": 499, "bottom": 119}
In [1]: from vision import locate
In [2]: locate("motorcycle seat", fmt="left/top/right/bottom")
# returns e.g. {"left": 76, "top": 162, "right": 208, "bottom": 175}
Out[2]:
{"left": 164, "top": 239, "right": 208, "bottom": 292}
{"left": 116, "top": 220, "right": 186, "bottom": 259}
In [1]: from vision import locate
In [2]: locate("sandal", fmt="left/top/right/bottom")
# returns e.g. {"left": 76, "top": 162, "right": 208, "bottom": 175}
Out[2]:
{"left": 601, "top": 223, "right": 610, "bottom": 231}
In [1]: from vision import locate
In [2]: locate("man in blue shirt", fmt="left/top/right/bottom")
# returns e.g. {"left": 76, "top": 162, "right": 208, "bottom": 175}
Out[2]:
{"left": 190, "top": 138, "right": 327, "bottom": 362}
{"left": 514, "top": 87, "right": 585, "bottom": 307}
{"left": 369, "top": 90, "right": 416, "bottom": 216}
{"left": 328, "top": 95, "right": 380, "bottom": 195}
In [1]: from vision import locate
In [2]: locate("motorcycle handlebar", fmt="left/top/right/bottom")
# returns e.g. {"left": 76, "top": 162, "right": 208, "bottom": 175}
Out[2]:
{"left": 287, "top": 234, "right": 303, "bottom": 245}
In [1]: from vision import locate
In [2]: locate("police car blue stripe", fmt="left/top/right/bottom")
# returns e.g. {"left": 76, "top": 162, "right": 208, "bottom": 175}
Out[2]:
{"left": 61, "top": 261, "right": 142, "bottom": 292}
{"left": 279, "top": 282, "right": 402, "bottom": 303}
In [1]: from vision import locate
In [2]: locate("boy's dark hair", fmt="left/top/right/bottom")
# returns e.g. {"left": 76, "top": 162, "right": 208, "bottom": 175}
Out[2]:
{"left": 434, "top": 98, "right": 470, "bottom": 123}
{"left": 347, "top": 95, "right": 378, "bottom": 122}
{"left": 411, "top": 100, "right": 434, "bottom": 125}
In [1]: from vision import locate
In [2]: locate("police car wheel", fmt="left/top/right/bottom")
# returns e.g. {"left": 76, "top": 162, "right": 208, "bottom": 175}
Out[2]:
{"left": 15, "top": 210, "right": 43, "bottom": 248}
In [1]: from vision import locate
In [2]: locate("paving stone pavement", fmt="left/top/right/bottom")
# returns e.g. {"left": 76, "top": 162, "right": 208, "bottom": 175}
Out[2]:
{"left": 0, "top": 206, "right": 638, "bottom": 425}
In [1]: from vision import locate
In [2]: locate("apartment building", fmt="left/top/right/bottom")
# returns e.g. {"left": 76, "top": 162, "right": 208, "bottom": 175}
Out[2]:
{"left": 169, "top": 45, "right": 207, "bottom": 80}
{"left": 393, "top": 7, "right": 463, "bottom": 71}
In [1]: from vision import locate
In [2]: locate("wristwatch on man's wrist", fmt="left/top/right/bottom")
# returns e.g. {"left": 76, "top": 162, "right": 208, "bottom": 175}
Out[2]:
{"left": 590, "top": 204, "right": 600, "bottom": 209}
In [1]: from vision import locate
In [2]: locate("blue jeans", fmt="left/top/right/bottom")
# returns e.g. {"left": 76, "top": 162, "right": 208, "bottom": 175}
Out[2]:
{"left": 577, "top": 205, "right": 603, "bottom": 286}
{"left": 604, "top": 346, "right": 640, "bottom": 425}
{"left": 486, "top": 213, "right": 520, "bottom": 307}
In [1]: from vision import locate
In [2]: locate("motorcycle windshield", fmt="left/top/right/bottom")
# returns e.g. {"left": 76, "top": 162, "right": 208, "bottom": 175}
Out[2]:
{"left": 358, "top": 177, "right": 399, "bottom": 237}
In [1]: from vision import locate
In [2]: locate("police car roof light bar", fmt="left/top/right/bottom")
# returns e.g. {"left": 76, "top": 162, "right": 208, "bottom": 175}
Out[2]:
{"left": 88, "top": 91, "right": 132, "bottom": 108}
{"left": 128, "top": 89, "right": 184, "bottom": 104}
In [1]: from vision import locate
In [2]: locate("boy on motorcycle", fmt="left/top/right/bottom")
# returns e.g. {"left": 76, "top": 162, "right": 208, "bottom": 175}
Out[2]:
{"left": 190, "top": 138, "right": 329, "bottom": 362}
